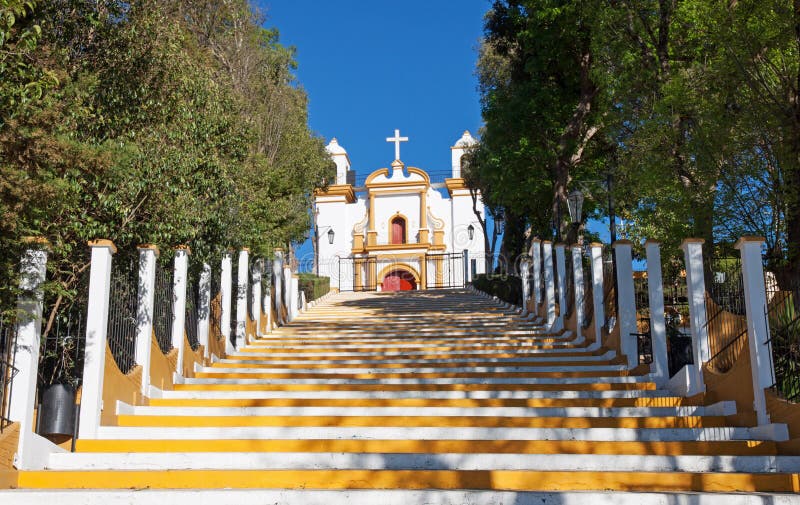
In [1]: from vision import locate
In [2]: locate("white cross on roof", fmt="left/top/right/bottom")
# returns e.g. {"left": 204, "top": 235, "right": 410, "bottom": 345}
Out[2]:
{"left": 386, "top": 129, "right": 409, "bottom": 161}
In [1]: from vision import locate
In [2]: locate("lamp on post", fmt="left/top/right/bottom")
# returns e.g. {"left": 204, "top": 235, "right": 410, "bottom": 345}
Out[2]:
{"left": 495, "top": 212, "right": 505, "bottom": 234}
{"left": 567, "top": 190, "right": 584, "bottom": 224}
{"left": 467, "top": 224, "right": 475, "bottom": 241}
{"left": 326, "top": 228, "right": 335, "bottom": 245}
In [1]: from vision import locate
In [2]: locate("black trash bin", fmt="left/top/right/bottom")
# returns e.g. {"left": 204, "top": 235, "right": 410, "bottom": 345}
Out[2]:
{"left": 38, "top": 383, "right": 76, "bottom": 437}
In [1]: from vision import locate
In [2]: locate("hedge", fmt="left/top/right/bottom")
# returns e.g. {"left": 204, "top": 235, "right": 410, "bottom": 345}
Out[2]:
{"left": 471, "top": 274, "right": 523, "bottom": 306}
{"left": 298, "top": 273, "right": 331, "bottom": 302}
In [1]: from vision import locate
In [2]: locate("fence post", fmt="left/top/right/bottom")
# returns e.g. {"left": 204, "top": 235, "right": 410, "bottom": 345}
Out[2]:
{"left": 221, "top": 251, "right": 234, "bottom": 355}
{"left": 531, "top": 239, "right": 542, "bottom": 311}
{"left": 736, "top": 236, "right": 776, "bottom": 428}
{"left": 78, "top": 239, "right": 116, "bottom": 440}
{"left": 553, "top": 243, "right": 567, "bottom": 332}
{"left": 252, "top": 260, "right": 263, "bottom": 338}
{"left": 171, "top": 246, "right": 190, "bottom": 377}
{"left": 613, "top": 240, "right": 638, "bottom": 368}
{"left": 543, "top": 241, "right": 556, "bottom": 329}
{"left": 645, "top": 240, "right": 669, "bottom": 386}
{"left": 9, "top": 238, "right": 51, "bottom": 469}
{"left": 197, "top": 263, "right": 211, "bottom": 358}
{"left": 590, "top": 243, "right": 605, "bottom": 350}
{"left": 289, "top": 272, "right": 299, "bottom": 321}
{"left": 671, "top": 238, "right": 709, "bottom": 396}
{"left": 273, "top": 249, "right": 284, "bottom": 325}
{"left": 135, "top": 245, "right": 158, "bottom": 397}
{"left": 520, "top": 258, "right": 530, "bottom": 316}
{"left": 572, "top": 245, "right": 585, "bottom": 342}
{"left": 235, "top": 249, "right": 249, "bottom": 348}
{"left": 285, "top": 264, "right": 294, "bottom": 322}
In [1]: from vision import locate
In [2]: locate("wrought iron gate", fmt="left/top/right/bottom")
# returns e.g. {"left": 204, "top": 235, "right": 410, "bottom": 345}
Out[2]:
{"left": 425, "top": 252, "right": 465, "bottom": 289}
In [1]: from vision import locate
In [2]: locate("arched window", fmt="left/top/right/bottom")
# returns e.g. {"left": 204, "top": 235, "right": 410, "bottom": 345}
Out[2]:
{"left": 391, "top": 216, "right": 406, "bottom": 244}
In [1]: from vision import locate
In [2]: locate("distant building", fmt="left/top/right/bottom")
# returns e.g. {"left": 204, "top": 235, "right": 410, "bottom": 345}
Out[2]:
{"left": 314, "top": 130, "right": 486, "bottom": 291}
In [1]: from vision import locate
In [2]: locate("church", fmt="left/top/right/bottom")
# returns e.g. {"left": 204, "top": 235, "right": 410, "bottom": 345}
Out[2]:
{"left": 314, "top": 130, "right": 487, "bottom": 292}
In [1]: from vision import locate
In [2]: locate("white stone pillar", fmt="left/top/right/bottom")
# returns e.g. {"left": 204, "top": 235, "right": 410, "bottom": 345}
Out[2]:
{"left": 284, "top": 265, "right": 294, "bottom": 321}
{"left": 531, "top": 239, "right": 542, "bottom": 309}
{"left": 645, "top": 240, "right": 669, "bottom": 386}
{"left": 679, "top": 238, "right": 709, "bottom": 395}
{"left": 220, "top": 251, "right": 234, "bottom": 355}
{"left": 135, "top": 245, "right": 158, "bottom": 396}
{"left": 614, "top": 240, "right": 638, "bottom": 368}
{"left": 520, "top": 258, "right": 530, "bottom": 316}
{"left": 197, "top": 263, "right": 211, "bottom": 358}
{"left": 78, "top": 240, "right": 116, "bottom": 440}
{"left": 572, "top": 245, "right": 585, "bottom": 341}
{"left": 543, "top": 241, "right": 556, "bottom": 328}
{"left": 235, "top": 249, "right": 249, "bottom": 348}
{"left": 289, "top": 273, "right": 299, "bottom": 321}
{"left": 171, "top": 246, "right": 190, "bottom": 376}
{"left": 736, "top": 236, "right": 775, "bottom": 427}
{"left": 554, "top": 243, "right": 567, "bottom": 332}
{"left": 590, "top": 243, "right": 605, "bottom": 350}
{"left": 9, "top": 239, "right": 51, "bottom": 469}
{"left": 252, "top": 260, "right": 263, "bottom": 337}
{"left": 273, "top": 249, "right": 284, "bottom": 325}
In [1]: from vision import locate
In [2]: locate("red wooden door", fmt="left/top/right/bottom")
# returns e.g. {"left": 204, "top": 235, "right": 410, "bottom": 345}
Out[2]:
{"left": 391, "top": 218, "right": 405, "bottom": 244}
{"left": 383, "top": 270, "right": 416, "bottom": 292}
{"left": 383, "top": 273, "right": 401, "bottom": 291}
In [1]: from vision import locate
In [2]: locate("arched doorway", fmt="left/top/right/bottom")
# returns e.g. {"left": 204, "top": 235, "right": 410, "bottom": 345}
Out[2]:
{"left": 382, "top": 269, "right": 417, "bottom": 291}
{"left": 390, "top": 216, "right": 406, "bottom": 244}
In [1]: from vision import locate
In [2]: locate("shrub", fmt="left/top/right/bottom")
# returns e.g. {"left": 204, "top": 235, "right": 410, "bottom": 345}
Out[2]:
{"left": 472, "top": 274, "right": 522, "bottom": 306}
{"left": 298, "top": 273, "right": 330, "bottom": 302}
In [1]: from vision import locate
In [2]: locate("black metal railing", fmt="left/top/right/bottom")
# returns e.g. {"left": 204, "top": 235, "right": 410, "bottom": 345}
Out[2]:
{"left": 1, "top": 318, "right": 18, "bottom": 431}
{"left": 153, "top": 263, "right": 174, "bottom": 354}
{"left": 106, "top": 264, "right": 139, "bottom": 373}
{"left": 210, "top": 268, "right": 222, "bottom": 341}
{"left": 247, "top": 265, "right": 255, "bottom": 321}
{"left": 765, "top": 275, "right": 800, "bottom": 402}
{"left": 602, "top": 255, "right": 616, "bottom": 332}
{"left": 634, "top": 317, "right": 653, "bottom": 365}
{"left": 185, "top": 276, "right": 199, "bottom": 351}
{"left": 230, "top": 265, "right": 239, "bottom": 346}
{"left": 564, "top": 251, "right": 575, "bottom": 317}
{"left": 582, "top": 256, "right": 593, "bottom": 329}
{"left": 39, "top": 299, "right": 86, "bottom": 390}
{"left": 704, "top": 255, "right": 747, "bottom": 373}
{"left": 634, "top": 274, "right": 650, "bottom": 317}
{"left": 539, "top": 254, "right": 545, "bottom": 305}
{"left": 426, "top": 252, "right": 465, "bottom": 289}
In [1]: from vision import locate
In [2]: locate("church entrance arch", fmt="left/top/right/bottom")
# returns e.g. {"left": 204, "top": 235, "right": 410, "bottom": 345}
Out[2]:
{"left": 382, "top": 269, "right": 417, "bottom": 292}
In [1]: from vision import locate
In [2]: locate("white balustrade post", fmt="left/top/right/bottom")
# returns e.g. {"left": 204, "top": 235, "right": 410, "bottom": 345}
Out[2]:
{"left": 284, "top": 265, "right": 294, "bottom": 321}
{"left": 9, "top": 239, "right": 50, "bottom": 469}
{"left": 197, "top": 263, "right": 211, "bottom": 358}
{"left": 671, "top": 238, "right": 709, "bottom": 396}
{"left": 645, "top": 240, "right": 669, "bottom": 386}
{"left": 531, "top": 239, "right": 542, "bottom": 310}
{"left": 613, "top": 240, "right": 638, "bottom": 369}
{"left": 220, "top": 251, "right": 234, "bottom": 355}
{"left": 520, "top": 258, "right": 530, "bottom": 316}
{"left": 590, "top": 243, "right": 605, "bottom": 351}
{"left": 252, "top": 260, "right": 263, "bottom": 337}
{"left": 554, "top": 243, "right": 567, "bottom": 332}
{"left": 171, "top": 246, "right": 190, "bottom": 377}
{"left": 273, "top": 249, "right": 284, "bottom": 325}
{"left": 572, "top": 245, "right": 585, "bottom": 342}
{"left": 235, "top": 249, "right": 249, "bottom": 348}
{"left": 736, "top": 236, "right": 776, "bottom": 427}
{"left": 78, "top": 240, "right": 116, "bottom": 440}
{"left": 543, "top": 241, "right": 556, "bottom": 328}
{"left": 289, "top": 273, "right": 299, "bottom": 321}
{"left": 135, "top": 245, "right": 158, "bottom": 396}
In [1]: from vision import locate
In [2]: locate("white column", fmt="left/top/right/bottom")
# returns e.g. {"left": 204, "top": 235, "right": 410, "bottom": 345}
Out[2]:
{"left": 284, "top": 265, "right": 294, "bottom": 322}
{"left": 683, "top": 238, "right": 710, "bottom": 382}
{"left": 273, "top": 249, "right": 284, "bottom": 325}
{"left": 9, "top": 240, "right": 50, "bottom": 469}
{"left": 531, "top": 239, "right": 542, "bottom": 308}
{"left": 171, "top": 247, "right": 190, "bottom": 376}
{"left": 645, "top": 240, "right": 669, "bottom": 386}
{"left": 135, "top": 245, "right": 158, "bottom": 396}
{"left": 235, "top": 249, "right": 249, "bottom": 348}
{"left": 736, "top": 236, "right": 775, "bottom": 427}
{"left": 590, "top": 243, "right": 605, "bottom": 350}
{"left": 220, "top": 252, "right": 234, "bottom": 355}
{"left": 78, "top": 240, "right": 116, "bottom": 440}
{"left": 543, "top": 241, "right": 556, "bottom": 328}
{"left": 252, "top": 260, "right": 263, "bottom": 337}
{"left": 263, "top": 292, "right": 272, "bottom": 333}
{"left": 288, "top": 272, "right": 298, "bottom": 321}
{"left": 614, "top": 240, "right": 638, "bottom": 369}
{"left": 554, "top": 243, "right": 567, "bottom": 332}
{"left": 197, "top": 263, "right": 211, "bottom": 358}
{"left": 572, "top": 245, "right": 585, "bottom": 341}
{"left": 520, "top": 258, "right": 530, "bottom": 316}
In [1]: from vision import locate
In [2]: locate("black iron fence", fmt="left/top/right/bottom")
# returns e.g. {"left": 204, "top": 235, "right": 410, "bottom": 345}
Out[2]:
{"left": 210, "top": 268, "right": 222, "bottom": 342}
{"left": 230, "top": 265, "right": 239, "bottom": 346}
{"left": 634, "top": 274, "right": 650, "bottom": 317}
{"left": 106, "top": 264, "right": 139, "bottom": 374}
{"left": 153, "top": 263, "right": 174, "bottom": 354}
{"left": 582, "top": 257, "right": 593, "bottom": 329}
{"left": 703, "top": 255, "right": 747, "bottom": 373}
{"left": 564, "top": 251, "right": 574, "bottom": 318}
{"left": 1, "top": 318, "right": 17, "bottom": 432}
{"left": 765, "top": 274, "right": 800, "bottom": 402}
{"left": 634, "top": 317, "right": 653, "bottom": 365}
{"left": 185, "top": 276, "right": 199, "bottom": 351}
{"left": 426, "top": 252, "right": 465, "bottom": 289}
{"left": 602, "top": 254, "right": 616, "bottom": 332}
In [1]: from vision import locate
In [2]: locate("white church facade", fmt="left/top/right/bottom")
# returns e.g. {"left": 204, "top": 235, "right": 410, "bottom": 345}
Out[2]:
{"left": 314, "top": 130, "right": 487, "bottom": 292}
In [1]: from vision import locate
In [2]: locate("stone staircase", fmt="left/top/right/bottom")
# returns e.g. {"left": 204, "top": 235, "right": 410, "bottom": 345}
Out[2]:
{"left": 7, "top": 290, "right": 800, "bottom": 503}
